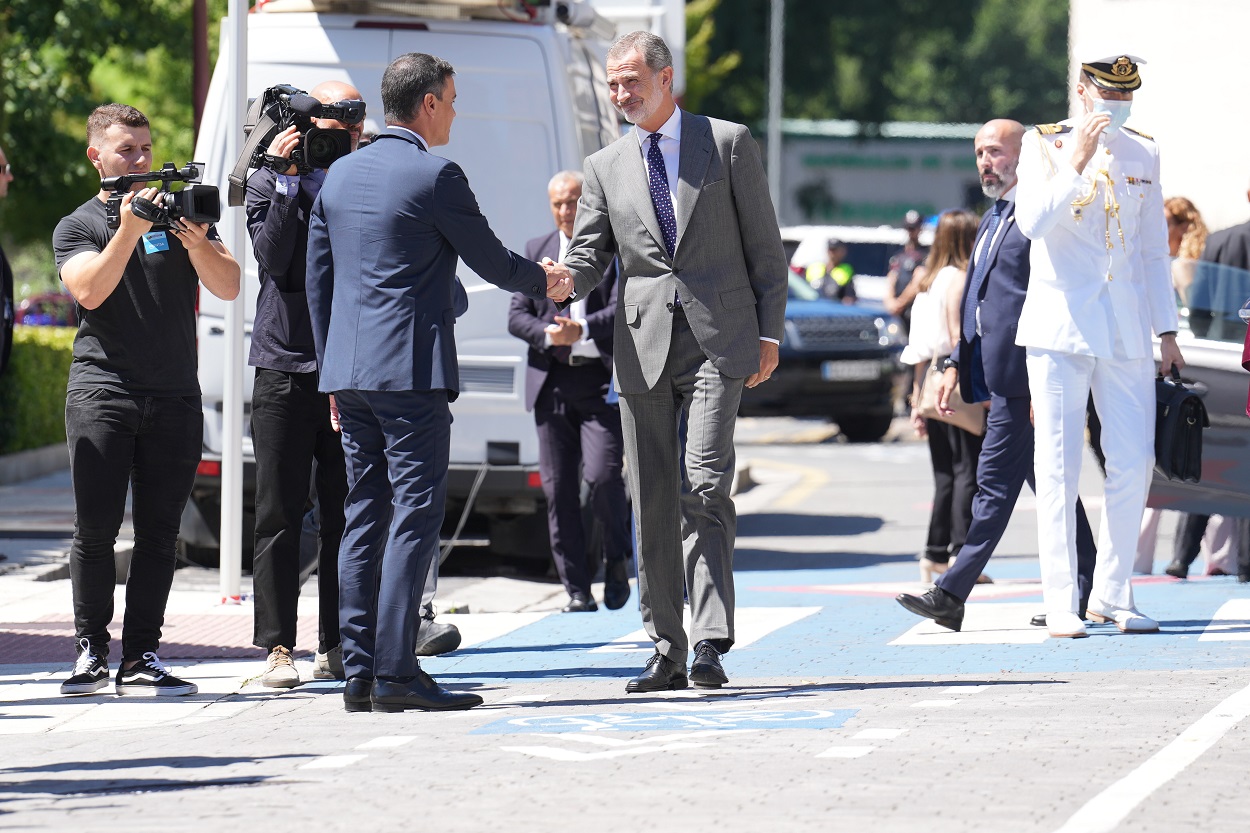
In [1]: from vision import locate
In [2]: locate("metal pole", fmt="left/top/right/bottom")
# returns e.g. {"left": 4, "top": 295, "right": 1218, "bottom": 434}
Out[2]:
{"left": 766, "top": 0, "right": 785, "bottom": 217}
{"left": 220, "top": 1, "right": 248, "bottom": 605}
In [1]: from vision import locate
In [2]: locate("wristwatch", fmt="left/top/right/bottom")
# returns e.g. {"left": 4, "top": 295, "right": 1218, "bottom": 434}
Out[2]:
{"left": 941, "top": 357, "right": 958, "bottom": 371}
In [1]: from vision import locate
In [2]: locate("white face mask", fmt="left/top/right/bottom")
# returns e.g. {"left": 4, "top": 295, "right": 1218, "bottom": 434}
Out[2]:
{"left": 1090, "top": 96, "right": 1132, "bottom": 133}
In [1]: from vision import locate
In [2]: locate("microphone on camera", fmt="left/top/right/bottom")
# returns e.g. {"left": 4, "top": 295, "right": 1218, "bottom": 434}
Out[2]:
{"left": 285, "top": 93, "right": 322, "bottom": 116}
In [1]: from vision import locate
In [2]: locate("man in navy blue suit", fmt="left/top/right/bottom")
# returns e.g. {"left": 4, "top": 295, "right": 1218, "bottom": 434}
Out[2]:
{"left": 509, "top": 170, "right": 631, "bottom": 614}
{"left": 307, "top": 53, "right": 558, "bottom": 713}
{"left": 895, "top": 119, "right": 1096, "bottom": 631}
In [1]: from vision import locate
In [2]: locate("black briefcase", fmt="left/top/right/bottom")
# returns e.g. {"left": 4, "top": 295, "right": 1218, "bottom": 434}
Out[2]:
{"left": 1155, "top": 368, "right": 1209, "bottom": 483}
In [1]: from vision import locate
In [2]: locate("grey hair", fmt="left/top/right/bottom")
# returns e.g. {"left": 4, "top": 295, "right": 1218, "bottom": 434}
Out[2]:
{"left": 607, "top": 31, "right": 673, "bottom": 73}
{"left": 382, "top": 52, "right": 455, "bottom": 124}
{"left": 548, "top": 170, "right": 584, "bottom": 191}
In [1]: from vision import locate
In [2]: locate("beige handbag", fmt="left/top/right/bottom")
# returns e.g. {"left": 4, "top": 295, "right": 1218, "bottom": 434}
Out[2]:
{"left": 917, "top": 357, "right": 986, "bottom": 437}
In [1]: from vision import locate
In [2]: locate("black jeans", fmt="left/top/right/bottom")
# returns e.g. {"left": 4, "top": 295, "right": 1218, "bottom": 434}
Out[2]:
{"left": 66, "top": 389, "right": 202, "bottom": 661}
{"left": 250, "top": 368, "right": 346, "bottom": 652}
{"left": 924, "top": 419, "right": 983, "bottom": 562}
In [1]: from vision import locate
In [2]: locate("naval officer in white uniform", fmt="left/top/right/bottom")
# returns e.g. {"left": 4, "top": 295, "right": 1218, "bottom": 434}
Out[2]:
{"left": 1014, "top": 54, "right": 1184, "bottom": 638}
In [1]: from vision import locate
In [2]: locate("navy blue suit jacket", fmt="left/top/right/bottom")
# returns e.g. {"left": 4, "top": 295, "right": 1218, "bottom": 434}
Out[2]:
{"left": 509, "top": 230, "right": 618, "bottom": 412}
{"left": 955, "top": 201, "right": 1031, "bottom": 401}
{"left": 307, "top": 128, "right": 546, "bottom": 398}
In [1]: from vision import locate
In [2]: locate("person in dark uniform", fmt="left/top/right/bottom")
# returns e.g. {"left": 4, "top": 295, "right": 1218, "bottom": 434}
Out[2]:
{"left": 509, "top": 170, "right": 631, "bottom": 613}
{"left": 0, "top": 143, "right": 14, "bottom": 377}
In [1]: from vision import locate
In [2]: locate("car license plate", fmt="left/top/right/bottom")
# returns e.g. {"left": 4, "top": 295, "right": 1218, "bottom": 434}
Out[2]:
{"left": 821, "top": 360, "right": 881, "bottom": 381}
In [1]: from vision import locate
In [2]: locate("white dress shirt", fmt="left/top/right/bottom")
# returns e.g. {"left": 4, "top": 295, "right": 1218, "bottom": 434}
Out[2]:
{"left": 635, "top": 108, "right": 777, "bottom": 345}
{"left": 543, "top": 232, "right": 600, "bottom": 357}
{"left": 969, "top": 184, "right": 1016, "bottom": 336}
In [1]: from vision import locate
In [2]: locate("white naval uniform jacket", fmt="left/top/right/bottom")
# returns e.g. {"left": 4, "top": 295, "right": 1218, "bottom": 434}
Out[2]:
{"left": 1014, "top": 119, "right": 1178, "bottom": 359}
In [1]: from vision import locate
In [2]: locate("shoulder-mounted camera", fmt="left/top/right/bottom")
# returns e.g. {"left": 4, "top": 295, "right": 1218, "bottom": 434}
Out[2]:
{"left": 227, "top": 84, "right": 366, "bottom": 207}
{"left": 102, "top": 162, "right": 221, "bottom": 231}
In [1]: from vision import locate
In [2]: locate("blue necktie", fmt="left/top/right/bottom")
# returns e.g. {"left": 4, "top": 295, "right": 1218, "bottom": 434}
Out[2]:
{"left": 646, "top": 133, "right": 677, "bottom": 258}
{"left": 961, "top": 200, "right": 1007, "bottom": 340}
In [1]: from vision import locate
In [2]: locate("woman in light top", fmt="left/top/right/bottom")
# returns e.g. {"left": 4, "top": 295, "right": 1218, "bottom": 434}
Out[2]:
{"left": 900, "top": 209, "right": 982, "bottom": 582}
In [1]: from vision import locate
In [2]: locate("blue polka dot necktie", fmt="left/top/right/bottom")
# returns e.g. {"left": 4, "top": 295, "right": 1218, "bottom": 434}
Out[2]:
{"left": 647, "top": 132, "right": 677, "bottom": 258}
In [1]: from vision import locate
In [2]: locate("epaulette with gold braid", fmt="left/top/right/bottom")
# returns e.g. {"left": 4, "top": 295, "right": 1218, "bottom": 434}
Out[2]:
{"left": 1124, "top": 126, "right": 1154, "bottom": 141}
{"left": 1034, "top": 123, "right": 1072, "bottom": 135}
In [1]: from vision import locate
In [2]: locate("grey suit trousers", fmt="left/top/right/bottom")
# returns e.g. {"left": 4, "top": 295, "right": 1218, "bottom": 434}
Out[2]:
{"left": 619, "top": 310, "right": 742, "bottom": 666}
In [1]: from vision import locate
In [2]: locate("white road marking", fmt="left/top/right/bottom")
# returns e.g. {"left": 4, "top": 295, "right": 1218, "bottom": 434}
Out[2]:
{"left": 816, "top": 746, "right": 875, "bottom": 758}
{"left": 300, "top": 754, "right": 367, "bottom": 770}
{"left": 442, "top": 612, "right": 553, "bottom": 649}
{"left": 500, "top": 693, "right": 551, "bottom": 703}
{"left": 891, "top": 603, "right": 1050, "bottom": 645}
{"left": 501, "top": 742, "right": 712, "bottom": 761}
{"left": 911, "top": 699, "right": 960, "bottom": 708}
{"left": 1052, "top": 682, "right": 1250, "bottom": 833}
{"left": 356, "top": 736, "right": 416, "bottom": 750}
{"left": 853, "top": 728, "right": 905, "bottom": 740}
{"left": 1197, "top": 599, "right": 1250, "bottom": 641}
{"left": 591, "top": 607, "right": 821, "bottom": 654}
{"left": 942, "top": 685, "right": 989, "bottom": 694}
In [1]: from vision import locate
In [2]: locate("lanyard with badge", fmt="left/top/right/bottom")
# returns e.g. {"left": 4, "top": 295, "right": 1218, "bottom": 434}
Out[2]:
{"left": 141, "top": 230, "right": 170, "bottom": 255}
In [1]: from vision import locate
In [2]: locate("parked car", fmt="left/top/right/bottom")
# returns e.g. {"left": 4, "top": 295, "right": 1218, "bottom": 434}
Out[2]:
{"left": 1148, "top": 259, "right": 1250, "bottom": 517}
{"left": 739, "top": 273, "right": 906, "bottom": 442}
{"left": 781, "top": 224, "right": 935, "bottom": 302}
{"left": 15, "top": 292, "right": 77, "bottom": 327}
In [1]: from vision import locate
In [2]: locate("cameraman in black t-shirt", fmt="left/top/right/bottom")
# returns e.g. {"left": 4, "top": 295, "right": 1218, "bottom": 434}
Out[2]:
{"left": 53, "top": 104, "right": 240, "bottom": 697}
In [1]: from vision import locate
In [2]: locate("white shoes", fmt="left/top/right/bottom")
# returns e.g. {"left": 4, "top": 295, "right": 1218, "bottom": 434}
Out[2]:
{"left": 1087, "top": 603, "right": 1160, "bottom": 633}
{"left": 1046, "top": 610, "right": 1088, "bottom": 639}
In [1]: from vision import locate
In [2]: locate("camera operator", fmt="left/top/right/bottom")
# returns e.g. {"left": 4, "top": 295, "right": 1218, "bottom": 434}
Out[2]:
{"left": 54, "top": 104, "right": 239, "bottom": 697}
{"left": 245, "top": 80, "right": 365, "bottom": 688}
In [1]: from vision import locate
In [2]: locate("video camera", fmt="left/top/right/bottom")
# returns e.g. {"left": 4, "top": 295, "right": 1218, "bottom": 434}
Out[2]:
{"left": 102, "top": 162, "right": 221, "bottom": 231}
{"left": 246, "top": 84, "right": 365, "bottom": 175}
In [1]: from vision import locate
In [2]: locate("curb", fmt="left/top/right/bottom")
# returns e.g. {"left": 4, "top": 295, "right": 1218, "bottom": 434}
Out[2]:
{"left": 731, "top": 459, "right": 755, "bottom": 496}
{"left": 0, "top": 444, "right": 69, "bottom": 486}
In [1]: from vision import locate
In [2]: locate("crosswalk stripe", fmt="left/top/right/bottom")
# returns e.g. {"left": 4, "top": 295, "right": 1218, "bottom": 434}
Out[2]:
{"left": 1197, "top": 599, "right": 1250, "bottom": 641}
{"left": 889, "top": 603, "right": 1050, "bottom": 645}
{"left": 590, "top": 607, "right": 821, "bottom": 654}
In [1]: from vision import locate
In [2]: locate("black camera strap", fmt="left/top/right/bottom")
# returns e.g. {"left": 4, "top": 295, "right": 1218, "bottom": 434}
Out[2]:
{"left": 227, "top": 95, "right": 282, "bottom": 207}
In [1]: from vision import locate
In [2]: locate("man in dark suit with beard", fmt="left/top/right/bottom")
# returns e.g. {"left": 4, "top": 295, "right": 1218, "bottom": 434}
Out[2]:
{"left": 895, "top": 119, "right": 1096, "bottom": 631}
{"left": 509, "top": 170, "right": 630, "bottom": 614}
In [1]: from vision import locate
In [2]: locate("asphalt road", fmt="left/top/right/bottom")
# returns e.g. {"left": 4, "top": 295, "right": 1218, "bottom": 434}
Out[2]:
{"left": 2, "top": 416, "right": 1249, "bottom": 833}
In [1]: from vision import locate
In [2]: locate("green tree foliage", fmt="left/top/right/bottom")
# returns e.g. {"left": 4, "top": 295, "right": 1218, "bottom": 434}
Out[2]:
{"left": 682, "top": 0, "right": 742, "bottom": 115}
{"left": 698, "top": 0, "right": 1068, "bottom": 129}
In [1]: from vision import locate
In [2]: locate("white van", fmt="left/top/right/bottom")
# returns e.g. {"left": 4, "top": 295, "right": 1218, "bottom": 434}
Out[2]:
{"left": 180, "top": 0, "right": 648, "bottom": 565}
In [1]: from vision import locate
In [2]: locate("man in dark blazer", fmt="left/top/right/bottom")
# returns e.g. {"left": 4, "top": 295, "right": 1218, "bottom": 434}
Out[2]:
{"left": 508, "top": 170, "right": 630, "bottom": 614}
{"left": 546, "top": 32, "right": 789, "bottom": 693}
{"left": 245, "top": 80, "right": 362, "bottom": 689}
{"left": 896, "top": 119, "right": 1096, "bottom": 631}
{"left": 0, "top": 142, "right": 13, "bottom": 377}
{"left": 306, "top": 53, "right": 556, "bottom": 713}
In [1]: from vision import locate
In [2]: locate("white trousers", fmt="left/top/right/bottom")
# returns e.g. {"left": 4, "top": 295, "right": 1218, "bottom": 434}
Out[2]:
{"left": 1026, "top": 348, "right": 1155, "bottom": 614}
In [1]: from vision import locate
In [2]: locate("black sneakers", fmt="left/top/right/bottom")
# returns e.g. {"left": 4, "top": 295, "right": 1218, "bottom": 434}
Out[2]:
{"left": 115, "top": 653, "right": 198, "bottom": 697}
{"left": 60, "top": 638, "right": 110, "bottom": 696}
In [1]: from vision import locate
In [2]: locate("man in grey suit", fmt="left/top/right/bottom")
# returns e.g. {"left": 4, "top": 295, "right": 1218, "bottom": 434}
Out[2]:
{"left": 546, "top": 31, "right": 788, "bottom": 692}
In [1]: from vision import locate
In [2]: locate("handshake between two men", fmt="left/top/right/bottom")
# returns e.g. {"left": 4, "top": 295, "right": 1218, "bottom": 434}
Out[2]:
{"left": 542, "top": 257, "right": 574, "bottom": 303}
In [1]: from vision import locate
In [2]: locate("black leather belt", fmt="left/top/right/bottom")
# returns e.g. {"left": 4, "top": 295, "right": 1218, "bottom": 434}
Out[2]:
{"left": 567, "top": 355, "right": 597, "bottom": 366}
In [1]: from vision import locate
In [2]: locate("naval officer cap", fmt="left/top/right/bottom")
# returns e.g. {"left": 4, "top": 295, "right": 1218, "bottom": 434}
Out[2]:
{"left": 1081, "top": 54, "right": 1145, "bottom": 91}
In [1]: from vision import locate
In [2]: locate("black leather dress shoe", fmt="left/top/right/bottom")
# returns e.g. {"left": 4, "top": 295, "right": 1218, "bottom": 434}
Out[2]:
{"left": 1164, "top": 560, "right": 1190, "bottom": 579}
{"left": 371, "top": 667, "right": 483, "bottom": 712}
{"left": 895, "top": 586, "right": 964, "bottom": 631}
{"left": 625, "top": 653, "right": 688, "bottom": 693}
{"left": 414, "top": 614, "right": 462, "bottom": 656}
{"left": 689, "top": 640, "right": 728, "bottom": 688}
{"left": 562, "top": 593, "right": 598, "bottom": 613}
{"left": 603, "top": 559, "right": 630, "bottom": 611}
{"left": 343, "top": 677, "right": 374, "bottom": 713}
{"left": 1031, "top": 600, "right": 1089, "bottom": 628}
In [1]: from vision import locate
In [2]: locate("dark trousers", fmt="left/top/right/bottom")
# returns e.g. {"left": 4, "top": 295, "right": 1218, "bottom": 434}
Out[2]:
{"left": 924, "top": 419, "right": 982, "bottom": 562}
{"left": 335, "top": 388, "right": 448, "bottom": 681}
{"left": 250, "top": 368, "right": 347, "bottom": 653}
{"left": 535, "top": 364, "right": 630, "bottom": 598}
{"left": 1173, "top": 513, "right": 1250, "bottom": 577}
{"left": 65, "top": 389, "right": 202, "bottom": 661}
{"left": 937, "top": 394, "right": 1097, "bottom": 602}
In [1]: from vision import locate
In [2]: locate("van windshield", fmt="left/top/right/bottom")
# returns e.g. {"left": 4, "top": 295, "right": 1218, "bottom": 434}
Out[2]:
{"left": 788, "top": 273, "right": 821, "bottom": 302}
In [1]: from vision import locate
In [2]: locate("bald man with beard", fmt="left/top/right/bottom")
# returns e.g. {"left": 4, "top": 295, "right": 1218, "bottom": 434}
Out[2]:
{"left": 896, "top": 119, "right": 1097, "bottom": 632}
{"left": 246, "top": 80, "right": 367, "bottom": 688}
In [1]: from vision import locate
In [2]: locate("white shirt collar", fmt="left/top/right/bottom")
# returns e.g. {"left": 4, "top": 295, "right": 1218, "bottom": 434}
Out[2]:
{"left": 634, "top": 107, "right": 682, "bottom": 147}
{"left": 1001, "top": 184, "right": 1017, "bottom": 203}
{"left": 388, "top": 125, "right": 431, "bottom": 150}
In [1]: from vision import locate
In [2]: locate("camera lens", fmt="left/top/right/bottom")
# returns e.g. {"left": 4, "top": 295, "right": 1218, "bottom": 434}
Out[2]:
{"left": 306, "top": 130, "right": 339, "bottom": 163}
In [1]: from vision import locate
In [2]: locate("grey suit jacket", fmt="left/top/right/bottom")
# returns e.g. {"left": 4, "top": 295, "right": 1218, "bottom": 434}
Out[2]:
{"left": 561, "top": 111, "right": 788, "bottom": 395}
